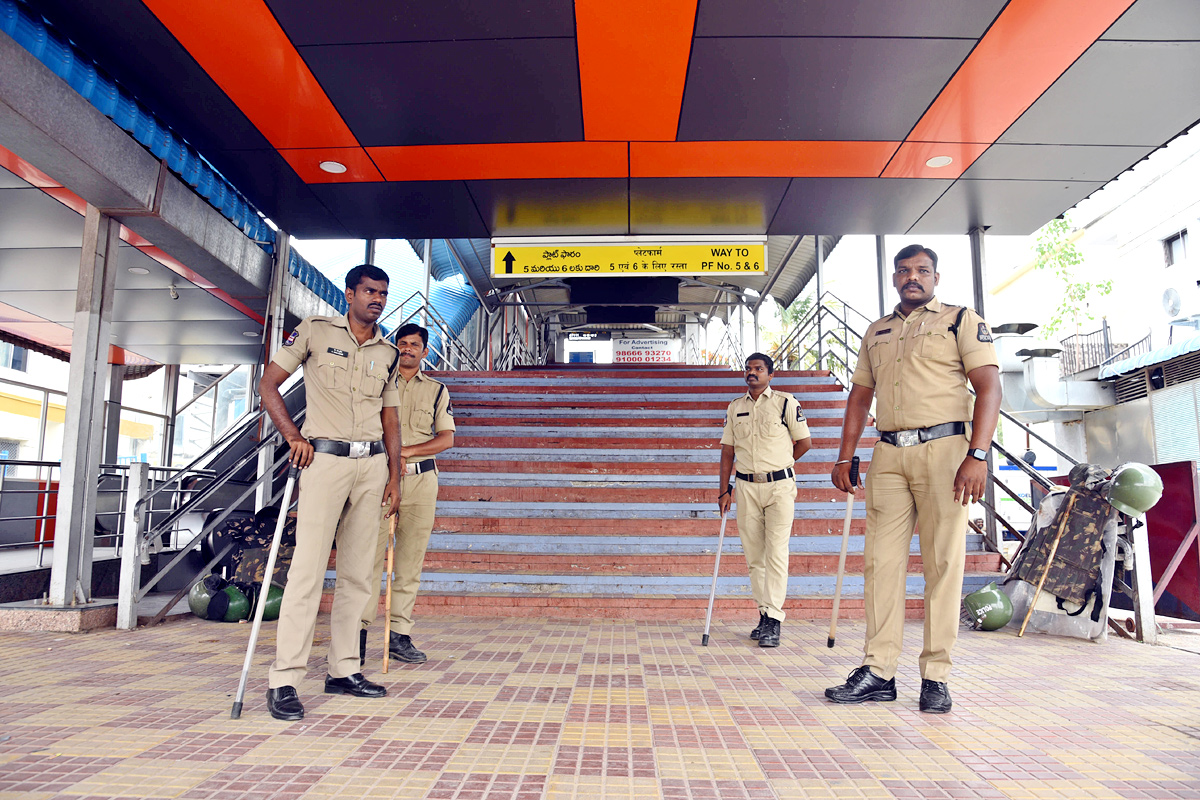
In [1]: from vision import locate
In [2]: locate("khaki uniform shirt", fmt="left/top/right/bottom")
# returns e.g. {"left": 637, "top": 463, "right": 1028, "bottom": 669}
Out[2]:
{"left": 720, "top": 386, "right": 811, "bottom": 473}
{"left": 272, "top": 315, "right": 400, "bottom": 441}
{"left": 851, "top": 297, "right": 999, "bottom": 432}
{"left": 400, "top": 371, "right": 456, "bottom": 447}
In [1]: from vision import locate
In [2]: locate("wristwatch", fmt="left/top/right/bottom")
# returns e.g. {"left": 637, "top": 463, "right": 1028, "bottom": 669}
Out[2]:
{"left": 967, "top": 448, "right": 988, "bottom": 461}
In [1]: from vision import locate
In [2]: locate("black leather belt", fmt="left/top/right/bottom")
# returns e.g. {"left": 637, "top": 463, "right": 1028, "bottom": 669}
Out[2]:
{"left": 311, "top": 439, "right": 385, "bottom": 458}
{"left": 879, "top": 421, "right": 966, "bottom": 447}
{"left": 404, "top": 459, "right": 436, "bottom": 476}
{"left": 735, "top": 467, "right": 795, "bottom": 484}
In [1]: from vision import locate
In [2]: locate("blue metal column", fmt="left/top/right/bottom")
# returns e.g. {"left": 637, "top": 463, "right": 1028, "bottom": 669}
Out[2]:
{"left": 50, "top": 205, "right": 119, "bottom": 606}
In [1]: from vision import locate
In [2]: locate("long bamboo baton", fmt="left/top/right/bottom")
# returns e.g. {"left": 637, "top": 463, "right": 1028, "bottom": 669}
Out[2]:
{"left": 828, "top": 456, "right": 860, "bottom": 648}
{"left": 701, "top": 511, "right": 729, "bottom": 646}
{"left": 232, "top": 464, "right": 299, "bottom": 719}
{"left": 1018, "top": 492, "right": 1078, "bottom": 637}
{"left": 382, "top": 513, "right": 397, "bottom": 673}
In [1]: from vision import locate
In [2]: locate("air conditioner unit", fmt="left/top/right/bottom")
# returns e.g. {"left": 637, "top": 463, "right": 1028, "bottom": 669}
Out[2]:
{"left": 1162, "top": 265, "right": 1200, "bottom": 329}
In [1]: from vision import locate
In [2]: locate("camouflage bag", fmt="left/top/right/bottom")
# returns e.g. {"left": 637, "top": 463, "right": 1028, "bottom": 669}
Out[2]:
{"left": 1006, "top": 463, "right": 1119, "bottom": 622}
{"left": 229, "top": 507, "right": 296, "bottom": 586}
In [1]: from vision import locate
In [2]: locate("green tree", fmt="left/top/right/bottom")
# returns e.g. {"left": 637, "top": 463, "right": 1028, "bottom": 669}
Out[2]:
{"left": 1034, "top": 217, "right": 1112, "bottom": 338}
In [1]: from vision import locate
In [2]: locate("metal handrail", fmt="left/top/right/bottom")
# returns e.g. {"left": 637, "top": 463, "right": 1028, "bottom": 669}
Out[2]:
{"left": 174, "top": 364, "right": 242, "bottom": 417}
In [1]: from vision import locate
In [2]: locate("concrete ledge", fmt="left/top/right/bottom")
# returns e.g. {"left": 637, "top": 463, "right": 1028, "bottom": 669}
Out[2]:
{"left": 0, "top": 599, "right": 117, "bottom": 632}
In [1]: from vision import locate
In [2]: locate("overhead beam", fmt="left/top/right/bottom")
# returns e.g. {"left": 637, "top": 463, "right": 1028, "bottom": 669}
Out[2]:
{"left": 0, "top": 33, "right": 272, "bottom": 313}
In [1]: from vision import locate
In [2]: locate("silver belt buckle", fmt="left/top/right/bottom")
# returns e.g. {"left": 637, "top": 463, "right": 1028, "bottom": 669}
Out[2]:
{"left": 895, "top": 429, "right": 920, "bottom": 447}
{"left": 348, "top": 440, "right": 369, "bottom": 458}
{"left": 753, "top": 473, "right": 767, "bottom": 483}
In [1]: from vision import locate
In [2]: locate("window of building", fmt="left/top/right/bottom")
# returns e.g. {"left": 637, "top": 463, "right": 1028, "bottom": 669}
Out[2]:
{"left": 1164, "top": 229, "right": 1188, "bottom": 266}
{"left": 0, "top": 341, "right": 27, "bottom": 371}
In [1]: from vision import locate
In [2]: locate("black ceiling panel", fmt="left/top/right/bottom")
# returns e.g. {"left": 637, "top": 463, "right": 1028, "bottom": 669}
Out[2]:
{"left": 962, "top": 144, "right": 1155, "bottom": 182}
{"left": 267, "top": 0, "right": 576, "bottom": 45}
{"left": 1103, "top": 0, "right": 1200, "bottom": 41}
{"left": 467, "top": 179, "right": 630, "bottom": 237}
{"left": 25, "top": 0, "right": 272, "bottom": 154}
{"left": 300, "top": 40, "right": 583, "bottom": 146}
{"left": 210, "top": 150, "right": 350, "bottom": 238}
{"left": 769, "top": 178, "right": 951, "bottom": 235}
{"left": 308, "top": 182, "right": 490, "bottom": 239}
{"left": 1000, "top": 41, "right": 1200, "bottom": 146}
{"left": 908, "top": 179, "right": 1105, "bottom": 235}
{"left": 678, "top": 37, "right": 974, "bottom": 141}
{"left": 630, "top": 178, "right": 791, "bottom": 235}
{"left": 695, "top": 0, "right": 1006, "bottom": 38}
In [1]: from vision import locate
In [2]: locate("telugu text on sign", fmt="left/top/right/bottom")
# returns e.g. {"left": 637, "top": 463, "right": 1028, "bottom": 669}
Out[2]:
{"left": 492, "top": 242, "right": 767, "bottom": 277}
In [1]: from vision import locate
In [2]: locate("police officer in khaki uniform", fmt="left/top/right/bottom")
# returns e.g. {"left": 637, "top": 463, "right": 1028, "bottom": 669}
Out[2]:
{"left": 718, "top": 352, "right": 812, "bottom": 647}
{"left": 825, "top": 244, "right": 1001, "bottom": 713}
{"left": 258, "top": 264, "right": 402, "bottom": 721}
{"left": 361, "top": 323, "right": 455, "bottom": 664}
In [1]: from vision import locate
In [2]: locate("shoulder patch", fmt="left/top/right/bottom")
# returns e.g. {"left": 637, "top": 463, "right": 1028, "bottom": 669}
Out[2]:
{"left": 796, "top": 406, "right": 806, "bottom": 422}
{"left": 284, "top": 330, "right": 298, "bottom": 346}
{"left": 445, "top": 401, "right": 454, "bottom": 417}
{"left": 977, "top": 323, "right": 993, "bottom": 343}
{"left": 875, "top": 328, "right": 891, "bottom": 336}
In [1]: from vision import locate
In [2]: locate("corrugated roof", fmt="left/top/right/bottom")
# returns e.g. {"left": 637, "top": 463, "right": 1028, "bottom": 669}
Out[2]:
{"left": 1098, "top": 334, "right": 1200, "bottom": 379}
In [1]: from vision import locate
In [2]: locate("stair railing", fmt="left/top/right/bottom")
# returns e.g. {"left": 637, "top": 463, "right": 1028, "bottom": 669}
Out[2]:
{"left": 773, "top": 292, "right": 871, "bottom": 387}
{"left": 707, "top": 323, "right": 745, "bottom": 369}
{"left": 381, "top": 291, "right": 487, "bottom": 371}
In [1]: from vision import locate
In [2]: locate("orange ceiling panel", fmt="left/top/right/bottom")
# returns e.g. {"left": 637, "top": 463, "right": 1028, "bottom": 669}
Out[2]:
{"left": 368, "top": 142, "right": 629, "bottom": 181}
{"left": 631, "top": 141, "right": 900, "bottom": 178}
{"left": 882, "top": 141, "right": 992, "bottom": 179}
{"left": 281, "top": 148, "right": 385, "bottom": 184}
{"left": 908, "top": 0, "right": 1137, "bottom": 144}
{"left": 576, "top": 0, "right": 698, "bottom": 142}
{"left": 142, "top": 0, "right": 358, "bottom": 150}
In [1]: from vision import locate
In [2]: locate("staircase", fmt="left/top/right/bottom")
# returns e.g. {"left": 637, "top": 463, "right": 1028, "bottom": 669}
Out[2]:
{"left": 339, "top": 364, "right": 1002, "bottom": 623}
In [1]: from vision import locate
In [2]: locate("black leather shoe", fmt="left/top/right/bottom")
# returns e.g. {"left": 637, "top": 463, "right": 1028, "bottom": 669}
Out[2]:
{"left": 825, "top": 666, "right": 897, "bottom": 704}
{"left": 749, "top": 612, "right": 769, "bottom": 640}
{"left": 266, "top": 686, "right": 304, "bottom": 721}
{"left": 388, "top": 632, "right": 427, "bottom": 663}
{"left": 324, "top": 672, "right": 386, "bottom": 698}
{"left": 757, "top": 616, "right": 781, "bottom": 647}
{"left": 359, "top": 628, "right": 368, "bottom": 668}
{"left": 919, "top": 679, "right": 952, "bottom": 713}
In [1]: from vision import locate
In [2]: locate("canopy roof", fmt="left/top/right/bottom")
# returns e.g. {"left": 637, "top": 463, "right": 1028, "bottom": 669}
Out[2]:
{"left": 25, "top": 0, "right": 1200, "bottom": 242}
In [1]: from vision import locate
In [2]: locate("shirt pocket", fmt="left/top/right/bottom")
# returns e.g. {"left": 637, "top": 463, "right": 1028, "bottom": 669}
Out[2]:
{"left": 363, "top": 364, "right": 388, "bottom": 398}
{"left": 411, "top": 407, "right": 435, "bottom": 435}
{"left": 317, "top": 357, "right": 349, "bottom": 390}
{"left": 733, "top": 418, "right": 752, "bottom": 441}
{"left": 919, "top": 328, "right": 952, "bottom": 360}
{"left": 867, "top": 334, "right": 895, "bottom": 369}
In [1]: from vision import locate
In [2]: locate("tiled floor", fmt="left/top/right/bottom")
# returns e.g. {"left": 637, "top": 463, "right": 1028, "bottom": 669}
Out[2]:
{"left": 2, "top": 616, "right": 1199, "bottom": 799}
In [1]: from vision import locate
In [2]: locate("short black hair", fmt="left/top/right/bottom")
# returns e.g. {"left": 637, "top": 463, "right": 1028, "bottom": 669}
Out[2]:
{"left": 746, "top": 352, "right": 774, "bottom": 374}
{"left": 893, "top": 244, "right": 938, "bottom": 272}
{"left": 345, "top": 264, "right": 389, "bottom": 291}
{"left": 395, "top": 323, "right": 429, "bottom": 347}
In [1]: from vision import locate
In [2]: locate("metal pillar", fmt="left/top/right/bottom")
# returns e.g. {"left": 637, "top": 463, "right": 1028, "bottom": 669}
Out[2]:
{"left": 876, "top": 235, "right": 889, "bottom": 318}
{"left": 160, "top": 365, "right": 180, "bottom": 467}
{"left": 102, "top": 363, "right": 124, "bottom": 464}
{"left": 969, "top": 227, "right": 988, "bottom": 317}
{"left": 968, "top": 226, "right": 999, "bottom": 550}
{"left": 257, "top": 233, "right": 290, "bottom": 512}
{"left": 752, "top": 304, "right": 760, "bottom": 353}
{"left": 815, "top": 235, "right": 824, "bottom": 370}
{"left": 116, "top": 461, "right": 149, "bottom": 630}
{"left": 50, "top": 205, "right": 119, "bottom": 606}
{"left": 365, "top": 239, "right": 376, "bottom": 266}
{"left": 422, "top": 238, "right": 432, "bottom": 326}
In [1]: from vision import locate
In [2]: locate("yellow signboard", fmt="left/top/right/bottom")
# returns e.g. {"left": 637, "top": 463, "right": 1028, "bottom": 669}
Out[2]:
{"left": 491, "top": 242, "right": 766, "bottom": 277}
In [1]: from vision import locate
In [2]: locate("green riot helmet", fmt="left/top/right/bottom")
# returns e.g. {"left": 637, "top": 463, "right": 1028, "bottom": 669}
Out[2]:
{"left": 961, "top": 582, "right": 1013, "bottom": 631}
{"left": 260, "top": 583, "right": 285, "bottom": 621}
{"left": 188, "top": 580, "right": 213, "bottom": 618}
{"left": 1105, "top": 463, "right": 1164, "bottom": 516}
{"left": 222, "top": 585, "right": 251, "bottom": 622}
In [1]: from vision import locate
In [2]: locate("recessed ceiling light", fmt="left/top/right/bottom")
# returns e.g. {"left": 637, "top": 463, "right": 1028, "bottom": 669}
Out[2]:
{"left": 925, "top": 155, "right": 954, "bottom": 168}
{"left": 242, "top": 330, "right": 260, "bottom": 338}
{"left": 319, "top": 160, "right": 347, "bottom": 174}
{"left": 127, "top": 267, "right": 150, "bottom": 274}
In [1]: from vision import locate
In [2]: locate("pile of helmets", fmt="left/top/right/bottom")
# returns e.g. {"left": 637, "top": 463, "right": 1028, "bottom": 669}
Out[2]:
{"left": 188, "top": 574, "right": 283, "bottom": 622}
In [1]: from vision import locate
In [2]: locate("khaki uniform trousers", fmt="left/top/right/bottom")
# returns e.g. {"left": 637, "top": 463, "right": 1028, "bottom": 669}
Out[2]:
{"left": 862, "top": 434, "right": 968, "bottom": 683}
{"left": 268, "top": 452, "right": 388, "bottom": 689}
{"left": 736, "top": 477, "right": 794, "bottom": 621}
{"left": 362, "top": 470, "right": 438, "bottom": 635}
